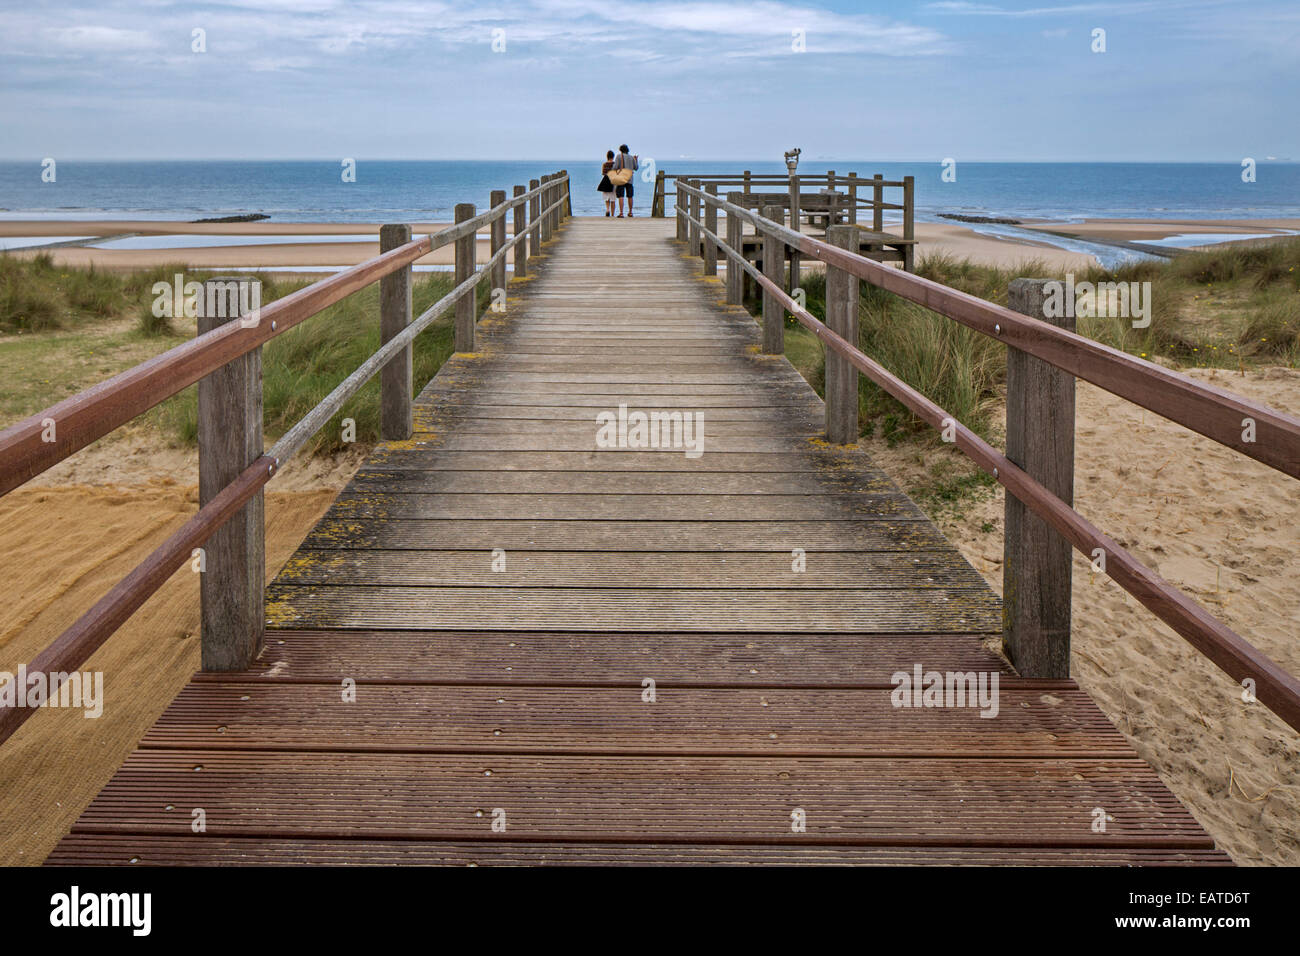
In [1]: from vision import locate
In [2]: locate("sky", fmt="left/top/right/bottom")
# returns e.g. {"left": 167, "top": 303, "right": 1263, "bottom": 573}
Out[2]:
{"left": 1, "top": 0, "right": 1297, "bottom": 162}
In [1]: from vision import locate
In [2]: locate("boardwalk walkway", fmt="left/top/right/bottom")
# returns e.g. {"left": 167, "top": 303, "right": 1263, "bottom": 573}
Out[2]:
{"left": 48, "top": 218, "right": 1226, "bottom": 865}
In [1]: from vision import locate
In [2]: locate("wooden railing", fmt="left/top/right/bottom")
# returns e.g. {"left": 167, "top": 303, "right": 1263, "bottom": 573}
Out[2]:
{"left": 0, "top": 171, "right": 573, "bottom": 745}
{"left": 653, "top": 170, "right": 914, "bottom": 251}
{"left": 674, "top": 179, "right": 1300, "bottom": 734}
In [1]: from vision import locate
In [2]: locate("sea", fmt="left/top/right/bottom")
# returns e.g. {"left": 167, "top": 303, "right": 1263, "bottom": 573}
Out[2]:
{"left": 2, "top": 160, "right": 1298, "bottom": 268}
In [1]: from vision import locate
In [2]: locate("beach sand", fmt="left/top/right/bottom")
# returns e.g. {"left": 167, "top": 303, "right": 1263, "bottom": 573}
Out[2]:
{"left": 1020, "top": 217, "right": 1300, "bottom": 242}
{"left": 0, "top": 479, "right": 338, "bottom": 865}
{"left": 7, "top": 216, "right": 1297, "bottom": 273}
{"left": 1, "top": 221, "right": 482, "bottom": 270}
{"left": 867, "top": 365, "right": 1300, "bottom": 865}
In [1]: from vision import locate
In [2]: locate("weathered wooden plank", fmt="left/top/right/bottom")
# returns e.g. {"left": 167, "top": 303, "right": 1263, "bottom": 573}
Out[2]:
{"left": 406, "top": 434, "right": 808, "bottom": 453}
{"left": 413, "top": 417, "right": 823, "bottom": 438}
{"left": 67, "top": 751, "right": 1214, "bottom": 846}
{"left": 264, "top": 584, "right": 1002, "bottom": 632}
{"left": 362, "top": 450, "right": 835, "bottom": 472}
{"left": 273, "top": 548, "right": 987, "bottom": 589}
{"left": 298, "top": 518, "right": 957, "bottom": 553}
{"left": 143, "top": 682, "right": 1130, "bottom": 758}
{"left": 415, "top": 404, "right": 821, "bottom": 422}
{"left": 249, "top": 628, "right": 1011, "bottom": 685}
{"left": 346, "top": 469, "right": 897, "bottom": 495}
{"left": 46, "top": 834, "right": 1231, "bottom": 866}
{"left": 323, "top": 492, "right": 923, "bottom": 521}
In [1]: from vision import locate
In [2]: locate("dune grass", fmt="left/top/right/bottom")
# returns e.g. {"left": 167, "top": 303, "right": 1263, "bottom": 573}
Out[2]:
{"left": 0, "top": 255, "right": 481, "bottom": 456}
{"left": 4, "top": 235, "right": 1298, "bottom": 461}
{"left": 766, "top": 236, "right": 1300, "bottom": 447}
{"left": 0, "top": 253, "right": 211, "bottom": 334}
{"left": 148, "top": 272, "right": 483, "bottom": 456}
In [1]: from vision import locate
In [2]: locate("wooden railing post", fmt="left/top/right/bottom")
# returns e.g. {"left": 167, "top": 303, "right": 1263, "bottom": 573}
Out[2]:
{"left": 824, "top": 225, "right": 859, "bottom": 444}
{"left": 539, "top": 175, "right": 552, "bottom": 243}
{"left": 872, "top": 174, "right": 884, "bottom": 232}
{"left": 490, "top": 189, "right": 507, "bottom": 296}
{"left": 681, "top": 179, "right": 691, "bottom": 240}
{"left": 703, "top": 184, "right": 718, "bottom": 276}
{"left": 198, "top": 276, "right": 264, "bottom": 671}
{"left": 688, "top": 179, "right": 700, "bottom": 256}
{"left": 760, "top": 206, "right": 783, "bottom": 354}
{"left": 652, "top": 169, "right": 666, "bottom": 217}
{"left": 846, "top": 173, "right": 859, "bottom": 225}
{"left": 725, "top": 192, "right": 743, "bottom": 305}
{"left": 903, "top": 175, "right": 916, "bottom": 271}
{"left": 454, "top": 202, "right": 477, "bottom": 352}
{"left": 513, "top": 184, "right": 528, "bottom": 279}
{"left": 528, "top": 178, "right": 541, "bottom": 258}
{"left": 561, "top": 170, "right": 571, "bottom": 220}
{"left": 742, "top": 169, "right": 751, "bottom": 193}
{"left": 378, "top": 224, "right": 413, "bottom": 441}
{"left": 788, "top": 173, "right": 800, "bottom": 292}
{"left": 1003, "top": 278, "right": 1076, "bottom": 679}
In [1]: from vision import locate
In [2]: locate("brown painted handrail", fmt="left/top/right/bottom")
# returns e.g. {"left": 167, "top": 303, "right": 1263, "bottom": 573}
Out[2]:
{"left": 0, "top": 455, "right": 276, "bottom": 744}
{"left": 0, "top": 173, "right": 570, "bottom": 747}
{"left": 0, "top": 176, "right": 565, "bottom": 498}
{"left": 678, "top": 191, "right": 1300, "bottom": 733}
{"left": 679, "top": 180, "right": 1300, "bottom": 479}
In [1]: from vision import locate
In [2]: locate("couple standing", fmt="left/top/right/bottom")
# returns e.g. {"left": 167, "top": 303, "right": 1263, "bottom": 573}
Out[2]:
{"left": 598, "top": 145, "right": 638, "bottom": 217}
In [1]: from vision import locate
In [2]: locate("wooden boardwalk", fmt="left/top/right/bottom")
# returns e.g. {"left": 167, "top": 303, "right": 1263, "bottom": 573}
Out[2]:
{"left": 48, "top": 218, "right": 1227, "bottom": 865}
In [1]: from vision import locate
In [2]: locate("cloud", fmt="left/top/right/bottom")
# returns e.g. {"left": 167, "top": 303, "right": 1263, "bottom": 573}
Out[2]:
{"left": 42, "top": 25, "right": 157, "bottom": 52}
{"left": 924, "top": 0, "right": 1213, "bottom": 15}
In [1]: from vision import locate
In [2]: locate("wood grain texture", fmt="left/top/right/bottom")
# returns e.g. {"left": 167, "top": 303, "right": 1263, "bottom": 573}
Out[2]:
{"left": 453, "top": 202, "right": 476, "bottom": 353}
{"left": 46, "top": 834, "right": 1230, "bottom": 867}
{"left": 197, "top": 279, "right": 264, "bottom": 671}
{"left": 53, "top": 218, "right": 1224, "bottom": 867}
{"left": 824, "top": 225, "right": 859, "bottom": 444}
{"left": 1004, "top": 278, "right": 1075, "bottom": 678}
{"left": 378, "top": 224, "right": 413, "bottom": 442}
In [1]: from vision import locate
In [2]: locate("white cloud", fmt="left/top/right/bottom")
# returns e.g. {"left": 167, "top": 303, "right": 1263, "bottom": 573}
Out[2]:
{"left": 43, "top": 25, "right": 157, "bottom": 52}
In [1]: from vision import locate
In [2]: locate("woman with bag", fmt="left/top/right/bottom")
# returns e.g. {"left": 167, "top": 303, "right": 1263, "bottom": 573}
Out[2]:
{"left": 611, "top": 144, "right": 638, "bottom": 217}
{"left": 597, "top": 150, "right": 616, "bottom": 217}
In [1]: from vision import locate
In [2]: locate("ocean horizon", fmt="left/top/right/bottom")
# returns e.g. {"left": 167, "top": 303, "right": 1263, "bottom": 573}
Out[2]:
{"left": 3, "top": 160, "right": 1298, "bottom": 225}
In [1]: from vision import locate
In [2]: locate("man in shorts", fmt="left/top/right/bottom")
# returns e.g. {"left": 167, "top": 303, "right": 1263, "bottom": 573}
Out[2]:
{"left": 614, "top": 144, "right": 638, "bottom": 217}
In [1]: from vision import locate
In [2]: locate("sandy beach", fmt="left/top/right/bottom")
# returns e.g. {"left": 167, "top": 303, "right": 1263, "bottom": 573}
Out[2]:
{"left": 5, "top": 216, "right": 1298, "bottom": 273}
{"left": 867, "top": 366, "right": 1300, "bottom": 866}
{"left": 1021, "top": 217, "right": 1300, "bottom": 242}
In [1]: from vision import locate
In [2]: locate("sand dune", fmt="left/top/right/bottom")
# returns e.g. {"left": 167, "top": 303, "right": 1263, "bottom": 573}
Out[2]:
{"left": 869, "top": 366, "right": 1300, "bottom": 865}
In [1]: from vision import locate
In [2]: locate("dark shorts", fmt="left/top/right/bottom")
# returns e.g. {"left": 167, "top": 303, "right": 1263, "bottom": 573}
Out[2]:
{"left": 616, "top": 182, "right": 634, "bottom": 199}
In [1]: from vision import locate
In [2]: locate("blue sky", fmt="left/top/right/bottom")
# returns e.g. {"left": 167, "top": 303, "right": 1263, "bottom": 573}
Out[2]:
{"left": 1, "top": 0, "right": 1296, "bottom": 161}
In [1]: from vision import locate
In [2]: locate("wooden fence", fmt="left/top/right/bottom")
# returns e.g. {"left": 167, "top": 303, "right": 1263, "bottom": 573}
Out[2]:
{"left": 674, "top": 179, "right": 1300, "bottom": 733}
{"left": 0, "top": 171, "right": 573, "bottom": 744}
